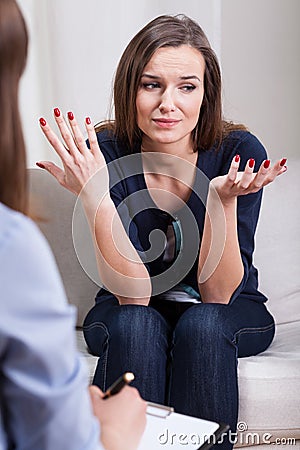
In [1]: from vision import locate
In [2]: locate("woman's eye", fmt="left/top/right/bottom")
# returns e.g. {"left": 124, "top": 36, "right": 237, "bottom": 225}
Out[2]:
{"left": 142, "top": 82, "right": 160, "bottom": 90}
{"left": 181, "top": 85, "right": 196, "bottom": 92}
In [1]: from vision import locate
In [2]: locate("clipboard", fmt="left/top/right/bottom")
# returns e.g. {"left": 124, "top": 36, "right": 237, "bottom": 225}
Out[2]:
{"left": 138, "top": 402, "right": 229, "bottom": 450}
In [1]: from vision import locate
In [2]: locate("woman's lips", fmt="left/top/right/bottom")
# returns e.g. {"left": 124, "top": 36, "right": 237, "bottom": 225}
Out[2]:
{"left": 152, "top": 118, "right": 181, "bottom": 128}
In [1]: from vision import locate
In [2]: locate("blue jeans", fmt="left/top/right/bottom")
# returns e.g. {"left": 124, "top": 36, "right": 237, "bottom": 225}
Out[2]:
{"left": 83, "top": 293, "right": 275, "bottom": 450}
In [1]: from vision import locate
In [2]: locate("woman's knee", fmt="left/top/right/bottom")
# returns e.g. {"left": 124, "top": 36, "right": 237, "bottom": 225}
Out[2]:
{"left": 174, "top": 303, "right": 232, "bottom": 345}
{"left": 110, "top": 303, "right": 169, "bottom": 340}
{"left": 84, "top": 300, "right": 170, "bottom": 354}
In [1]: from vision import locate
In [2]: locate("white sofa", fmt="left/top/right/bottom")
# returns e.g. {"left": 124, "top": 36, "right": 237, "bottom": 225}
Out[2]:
{"left": 28, "top": 162, "right": 300, "bottom": 449}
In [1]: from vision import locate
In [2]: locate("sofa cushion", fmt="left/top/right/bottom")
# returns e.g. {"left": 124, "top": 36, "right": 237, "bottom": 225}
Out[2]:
{"left": 76, "top": 329, "right": 97, "bottom": 384}
{"left": 237, "top": 321, "right": 300, "bottom": 445}
{"left": 253, "top": 158, "right": 300, "bottom": 325}
{"left": 28, "top": 169, "right": 99, "bottom": 326}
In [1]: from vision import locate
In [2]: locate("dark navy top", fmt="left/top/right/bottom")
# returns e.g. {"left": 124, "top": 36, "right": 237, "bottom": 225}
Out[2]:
{"left": 93, "top": 129, "right": 268, "bottom": 304}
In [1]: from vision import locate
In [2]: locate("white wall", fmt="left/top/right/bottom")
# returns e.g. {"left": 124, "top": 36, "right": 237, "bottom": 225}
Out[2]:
{"left": 18, "top": 0, "right": 299, "bottom": 166}
{"left": 17, "top": 0, "right": 221, "bottom": 167}
{"left": 221, "top": 0, "right": 300, "bottom": 160}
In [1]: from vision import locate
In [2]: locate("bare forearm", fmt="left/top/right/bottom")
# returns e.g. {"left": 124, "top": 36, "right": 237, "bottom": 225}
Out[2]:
{"left": 198, "top": 154, "right": 288, "bottom": 303}
{"left": 198, "top": 191, "right": 243, "bottom": 304}
{"left": 81, "top": 191, "right": 151, "bottom": 305}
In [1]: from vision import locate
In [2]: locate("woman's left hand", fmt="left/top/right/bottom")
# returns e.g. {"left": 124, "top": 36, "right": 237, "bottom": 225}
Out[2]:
{"left": 210, "top": 155, "right": 287, "bottom": 205}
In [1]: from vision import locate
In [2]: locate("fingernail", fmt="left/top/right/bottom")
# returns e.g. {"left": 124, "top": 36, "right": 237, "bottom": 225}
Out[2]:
{"left": 67, "top": 111, "right": 74, "bottom": 121}
{"left": 235, "top": 154, "right": 240, "bottom": 163}
{"left": 263, "top": 159, "right": 270, "bottom": 169}
{"left": 39, "top": 118, "right": 46, "bottom": 126}
{"left": 36, "top": 162, "right": 45, "bottom": 169}
{"left": 280, "top": 158, "right": 287, "bottom": 167}
{"left": 86, "top": 116, "right": 91, "bottom": 125}
{"left": 249, "top": 158, "right": 255, "bottom": 169}
{"left": 54, "top": 107, "right": 60, "bottom": 118}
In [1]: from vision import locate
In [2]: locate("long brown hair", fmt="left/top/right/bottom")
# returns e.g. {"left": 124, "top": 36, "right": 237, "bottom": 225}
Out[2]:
{"left": 0, "top": 0, "right": 28, "bottom": 214}
{"left": 97, "top": 14, "right": 245, "bottom": 152}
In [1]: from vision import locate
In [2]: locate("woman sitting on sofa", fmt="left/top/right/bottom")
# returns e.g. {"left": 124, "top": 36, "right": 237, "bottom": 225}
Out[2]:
{"left": 37, "top": 14, "right": 287, "bottom": 450}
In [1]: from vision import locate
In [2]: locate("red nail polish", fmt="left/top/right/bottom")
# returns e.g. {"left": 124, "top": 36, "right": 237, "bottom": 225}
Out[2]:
{"left": 86, "top": 117, "right": 91, "bottom": 125}
{"left": 280, "top": 158, "right": 287, "bottom": 167}
{"left": 67, "top": 111, "right": 74, "bottom": 121}
{"left": 235, "top": 154, "right": 240, "bottom": 163}
{"left": 263, "top": 159, "right": 270, "bottom": 169}
{"left": 249, "top": 158, "right": 255, "bottom": 168}
{"left": 39, "top": 118, "right": 46, "bottom": 126}
{"left": 54, "top": 108, "right": 60, "bottom": 117}
{"left": 36, "top": 162, "right": 45, "bottom": 169}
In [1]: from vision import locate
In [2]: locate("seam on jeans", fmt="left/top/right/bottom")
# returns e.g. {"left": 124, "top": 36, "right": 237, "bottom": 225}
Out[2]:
{"left": 83, "top": 321, "right": 109, "bottom": 333}
{"left": 83, "top": 322, "right": 110, "bottom": 389}
{"left": 232, "top": 323, "right": 274, "bottom": 345}
{"left": 103, "top": 335, "right": 109, "bottom": 390}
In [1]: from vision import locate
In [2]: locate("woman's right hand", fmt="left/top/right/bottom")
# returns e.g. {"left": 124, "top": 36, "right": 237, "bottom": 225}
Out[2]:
{"left": 37, "top": 109, "right": 108, "bottom": 196}
{"left": 89, "top": 385, "right": 147, "bottom": 450}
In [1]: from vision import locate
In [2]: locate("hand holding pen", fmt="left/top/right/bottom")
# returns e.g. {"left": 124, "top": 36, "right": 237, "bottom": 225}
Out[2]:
{"left": 102, "top": 372, "right": 135, "bottom": 399}
{"left": 89, "top": 372, "right": 147, "bottom": 450}
{"left": 102, "top": 373, "right": 174, "bottom": 417}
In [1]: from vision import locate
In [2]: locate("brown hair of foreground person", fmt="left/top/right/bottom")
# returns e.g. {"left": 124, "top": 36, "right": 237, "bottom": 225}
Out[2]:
{"left": 0, "top": 0, "right": 28, "bottom": 214}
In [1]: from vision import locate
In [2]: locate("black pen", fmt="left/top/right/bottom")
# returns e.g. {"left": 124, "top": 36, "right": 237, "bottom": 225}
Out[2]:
{"left": 102, "top": 372, "right": 135, "bottom": 399}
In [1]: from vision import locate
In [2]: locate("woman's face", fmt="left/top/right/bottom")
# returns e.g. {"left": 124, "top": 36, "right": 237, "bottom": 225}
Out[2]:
{"left": 136, "top": 45, "right": 205, "bottom": 151}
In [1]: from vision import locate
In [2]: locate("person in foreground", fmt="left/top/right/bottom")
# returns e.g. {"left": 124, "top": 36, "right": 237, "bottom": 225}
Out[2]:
{"left": 0, "top": 1, "right": 146, "bottom": 449}
{"left": 38, "top": 15, "right": 287, "bottom": 450}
